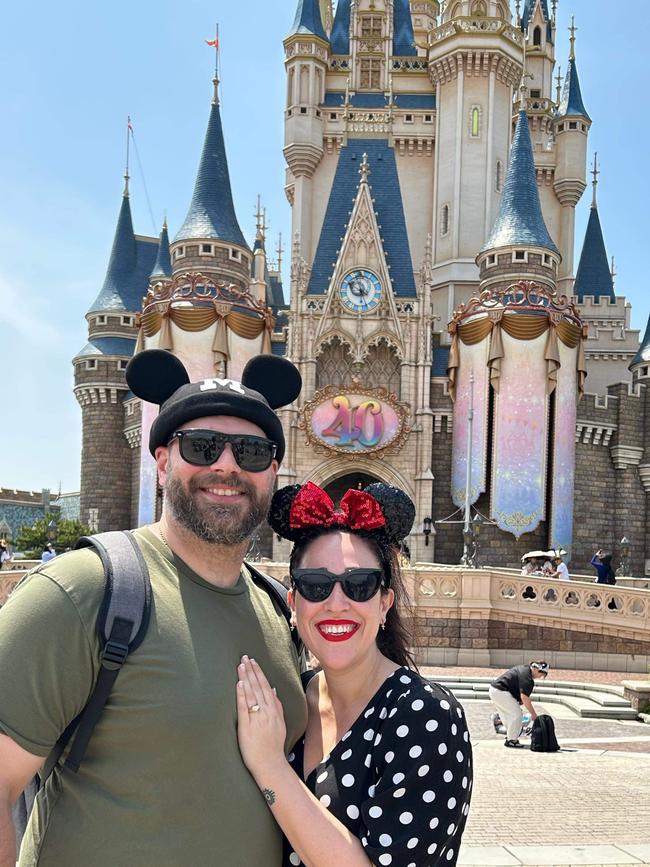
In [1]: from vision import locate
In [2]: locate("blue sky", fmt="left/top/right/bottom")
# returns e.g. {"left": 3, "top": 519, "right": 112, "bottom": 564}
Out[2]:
{"left": 1, "top": 1, "right": 648, "bottom": 493}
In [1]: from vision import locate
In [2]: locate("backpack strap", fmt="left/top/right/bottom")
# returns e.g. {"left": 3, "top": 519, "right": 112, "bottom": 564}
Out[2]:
{"left": 244, "top": 561, "right": 305, "bottom": 662}
{"left": 40, "top": 531, "right": 151, "bottom": 782}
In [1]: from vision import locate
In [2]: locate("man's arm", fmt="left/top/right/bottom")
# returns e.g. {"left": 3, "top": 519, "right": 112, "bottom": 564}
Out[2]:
{"left": 520, "top": 693, "right": 537, "bottom": 720}
{"left": 0, "top": 735, "right": 44, "bottom": 867}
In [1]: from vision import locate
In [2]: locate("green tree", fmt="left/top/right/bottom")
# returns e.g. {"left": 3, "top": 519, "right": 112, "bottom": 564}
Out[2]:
{"left": 15, "top": 514, "right": 92, "bottom": 559}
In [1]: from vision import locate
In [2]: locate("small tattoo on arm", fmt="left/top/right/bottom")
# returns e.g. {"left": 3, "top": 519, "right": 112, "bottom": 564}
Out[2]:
{"left": 262, "top": 788, "right": 276, "bottom": 806}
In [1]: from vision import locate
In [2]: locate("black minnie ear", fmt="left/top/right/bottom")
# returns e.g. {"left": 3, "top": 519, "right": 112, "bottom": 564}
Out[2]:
{"left": 242, "top": 356, "right": 302, "bottom": 409}
{"left": 125, "top": 349, "right": 190, "bottom": 406}
{"left": 268, "top": 485, "right": 304, "bottom": 542}
{"left": 364, "top": 483, "right": 416, "bottom": 545}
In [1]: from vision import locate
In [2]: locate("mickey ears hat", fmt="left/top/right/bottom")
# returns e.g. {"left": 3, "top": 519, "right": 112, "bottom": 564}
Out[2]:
{"left": 125, "top": 349, "right": 302, "bottom": 462}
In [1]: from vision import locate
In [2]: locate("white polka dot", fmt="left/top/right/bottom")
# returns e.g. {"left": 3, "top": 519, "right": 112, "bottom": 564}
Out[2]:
{"left": 342, "top": 730, "right": 352, "bottom": 741}
{"left": 289, "top": 853, "right": 300, "bottom": 865}
{"left": 379, "top": 833, "right": 393, "bottom": 847}
{"left": 386, "top": 689, "right": 393, "bottom": 698}
{"left": 347, "top": 805, "right": 360, "bottom": 820}
{"left": 288, "top": 752, "right": 295, "bottom": 762}
{"left": 369, "top": 805, "right": 383, "bottom": 819}
{"left": 426, "top": 719, "right": 439, "bottom": 732}
{"left": 374, "top": 733, "right": 382, "bottom": 746}
{"left": 418, "top": 764, "right": 430, "bottom": 777}
{"left": 365, "top": 706, "right": 375, "bottom": 717}
{"left": 443, "top": 770, "right": 454, "bottom": 783}
{"left": 342, "top": 774, "right": 355, "bottom": 788}
{"left": 430, "top": 817, "right": 439, "bottom": 830}
{"left": 446, "top": 849, "right": 455, "bottom": 861}
{"left": 440, "top": 699, "right": 450, "bottom": 710}
{"left": 400, "top": 812, "right": 414, "bottom": 825}
{"left": 464, "top": 731, "right": 469, "bottom": 742}
{"left": 362, "top": 837, "right": 368, "bottom": 847}
{"left": 317, "top": 771, "right": 328, "bottom": 783}
{"left": 407, "top": 836, "right": 418, "bottom": 848}
{"left": 364, "top": 754, "right": 372, "bottom": 768}
{"left": 385, "top": 750, "right": 395, "bottom": 763}
{"left": 447, "top": 797, "right": 457, "bottom": 810}
{"left": 368, "top": 784, "right": 376, "bottom": 797}
{"left": 428, "top": 843, "right": 438, "bottom": 855}
{"left": 341, "top": 749, "right": 352, "bottom": 760}
{"left": 393, "top": 787, "right": 406, "bottom": 798}
{"left": 451, "top": 723, "right": 457, "bottom": 735}
{"left": 409, "top": 745, "right": 423, "bottom": 759}
{"left": 389, "top": 708, "right": 398, "bottom": 718}
{"left": 320, "top": 794, "right": 331, "bottom": 807}
{"left": 379, "top": 707, "right": 388, "bottom": 719}
{"left": 422, "top": 790, "right": 435, "bottom": 803}
{"left": 424, "top": 684, "right": 432, "bottom": 692}
{"left": 400, "top": 674, "right": 412, "bottom": 684}
{"left": 447, "top": 823, "right": 455, "bottom": 835}
{"left": 378, "top": 856, "right": 392, "bottom": 866}
{"left": 364, "top": 729, "right": 374, "bottom": 741}
{"left": 462, "top": 776, "right": 468, "bottom": 789}
{"left": 393, "top": 772, "right": 405, "bottom": 785}
{"left": 411, "top": 699, "right": 424, "bottom": 711}
{"left": 456, "top": 750, "right": 464, "bottom": 763}
{"left": 438, "top": 743, "right": 448, "bottom": 755}
{"left": 463, "top": 803, "right": 470, "bottom": 816}
{"left": 456, "top": 707, "right": 462, "bottom": 717}
{"left": 396, "top": 724, "right": 409, "bottom": 738}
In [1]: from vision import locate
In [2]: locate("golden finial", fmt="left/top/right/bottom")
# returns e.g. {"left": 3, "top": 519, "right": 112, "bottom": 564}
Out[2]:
{"left": 591, "top": 152, "right": 600, "bottom": 207}
{"left": 555, "top": 65, "right": 562, "bottom": 106}
{"left": 163, "top": 214, "right": 168, "bottom": 230}
{"left": 254, "top": 195, "right": 264, "bottom": 238}
{"left": 569, "top": 16, "right": 577, "bottom": 61}
{"left": 359, "top": 152, "right": 371, "bottom": 183}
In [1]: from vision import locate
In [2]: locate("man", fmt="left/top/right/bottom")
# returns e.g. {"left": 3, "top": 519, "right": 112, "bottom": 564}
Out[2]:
{"left": 40, "top": 543, "right": 56, "bottom": 563}
{"left": 0, "top": 349, "right": 307, "bottom": 867}
{"left": 488, "top": 661, "right": 550, "bottom": 748}
{"left": 551, "top": 555, "right": 570, "bottom": 581}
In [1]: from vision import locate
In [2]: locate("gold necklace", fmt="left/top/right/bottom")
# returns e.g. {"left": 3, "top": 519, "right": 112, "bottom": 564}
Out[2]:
{"left": 158, "top": 524, "right": 170, "bottom": 551}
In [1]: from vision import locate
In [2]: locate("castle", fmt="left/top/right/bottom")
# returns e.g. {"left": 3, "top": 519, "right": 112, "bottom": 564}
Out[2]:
{"left": 73, "top": 0, "right": 650, "bottom": 577}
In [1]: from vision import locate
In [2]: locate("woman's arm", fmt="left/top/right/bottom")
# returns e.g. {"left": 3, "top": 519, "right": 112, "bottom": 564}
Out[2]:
{"left": 236, "top": 657, "right": 372, "bottom": 867}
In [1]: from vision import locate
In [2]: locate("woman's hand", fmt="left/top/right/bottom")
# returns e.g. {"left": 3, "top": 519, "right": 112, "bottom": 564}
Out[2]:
{"left": 236, "top": 655, "right": 288, "bottom": 780}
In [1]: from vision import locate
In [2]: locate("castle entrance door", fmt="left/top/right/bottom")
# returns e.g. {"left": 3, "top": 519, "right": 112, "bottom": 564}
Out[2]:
{"left": 324, "top": 472, "right": 381, "bottom": 507}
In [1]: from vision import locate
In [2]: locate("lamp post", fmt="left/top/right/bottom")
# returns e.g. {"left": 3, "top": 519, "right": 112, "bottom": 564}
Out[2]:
{"left": 423, "top": 516, "right": 432, "bottom": 547}
{"left": 619, "top": 536, "right": 631, "bottom": 576}
{"left": 47, "top": 519, "right": 57, "bottom": 545}
{"left": 471, "top": 513, "right": 483, "bottom": 568}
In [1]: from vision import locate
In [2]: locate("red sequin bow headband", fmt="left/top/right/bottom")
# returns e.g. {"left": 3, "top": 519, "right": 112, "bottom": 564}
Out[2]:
{"left": 289, "top": 481, "right": 386, "bottom": 533}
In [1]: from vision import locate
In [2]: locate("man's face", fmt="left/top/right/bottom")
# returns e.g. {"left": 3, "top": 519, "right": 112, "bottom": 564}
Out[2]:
{"left": 155, "top": 415, "right": 278, "bottom": 545}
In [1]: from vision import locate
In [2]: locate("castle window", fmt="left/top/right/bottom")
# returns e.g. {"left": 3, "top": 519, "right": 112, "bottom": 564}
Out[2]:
{"left": 120, "top": 315, "right": 134, "bottom": 327}
{"left": 96, "top": 315, "right": 107, "bottom": 325}
{"left": 229, "top": 248, "right": 241, "bottom": 262}
{"left": 200, "top": 244, "right": 214, "bottom": 255}
{"left": 569, "top": 121, "right": 578, "bottom": 129}
{"left": 533, "top": 26, "right": 542, "bottom": 46}
{"left": 118, "top": 360, "right": 128, "bottom": 371}
{"left": 486, "top": 254, "right": 496, "bottom": 267}
{"left": 330, "top": 112, "right": 338, "bottom": 120}
{"left": 404, "top": 114, "right": 414, "bottom": 123}
{"left": 643, "top": 366, "right": 649, "bottom": 377}
{"left": 470, "top": 106, "right": 481, "bottom": 138}
{"left": 175, "top": 246, "right": 185, "bottom": 259}
{"left": 495, "top": 160, "right": 503, "bottom": 191}
{"left": 543, "top": 254, "right": 551, "bottom": 265}
{"left": 514, "top": 250, "right": 527, "bottom": 261}
{"left": 360, "top": 15, "right": 383, "bottom": 38}
{"left": 86, "top": 359, "right": 98, "bottom": 371}
{"left": 472, "top": 0, "right": 487, "bottom": 15}
{"left": 557, "top": 123, "right": 565, "bottom": 132}
{"left": 440, "top": 204, "right": 450, "bottom": 237}
{"left": 300, "top": 106, "right": 308, "bottom": 114}
{"left": 530, "top": 89, "right": 541, "bottom": 98}
{"left": 360, "top": 57, "right": 382, "bottom": 90}
{"left": 424, "top": 114, "right": 433, "bottom": 123}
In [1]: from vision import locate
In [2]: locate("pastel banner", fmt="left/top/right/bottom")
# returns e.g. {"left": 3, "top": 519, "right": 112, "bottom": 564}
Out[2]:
{"left": 138, "top": 400, "right": 159, "bottom": 527}
{"left": 491, "top": 331, "right": 549, "bottom": 538}
{"left": 548, "top": 340, "right": 578, "bottom": 555}
{"left": 451, "top": 337, "right": 490, "bottom": 508}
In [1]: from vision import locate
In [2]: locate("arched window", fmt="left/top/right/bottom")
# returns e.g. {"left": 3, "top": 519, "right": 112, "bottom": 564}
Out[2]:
{"left": 496, "top": 160, "right": 503, "bottom": 192}
{"left": 440, "top": 204, "right": 450, "bottom": 237}
{"left": 365, "top": 341, "right": 401, "bottom": 396}
{"left": 472, "top": 0, "right": 487, "bottom": 15}
{"left": 533, "top": 26, "right": 542, "bottom": 46}
{"left": 470, "top": 106, "right": 481, "bottom": 138}
{"left": 316, "top": 337, "right": 355, "bottom": 390}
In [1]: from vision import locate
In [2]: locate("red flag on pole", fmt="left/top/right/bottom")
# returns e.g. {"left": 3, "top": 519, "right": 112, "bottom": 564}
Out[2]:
{"left": 127, "top": 116, "right": 134, "bottom": 133}
{"left": 205, "top": 38, "right": 219, "bottom": 47}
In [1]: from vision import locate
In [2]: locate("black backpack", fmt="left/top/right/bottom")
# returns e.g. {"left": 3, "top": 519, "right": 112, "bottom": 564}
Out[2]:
{"left": 530, "top": 714, "right": 560, "bottom": 752}
{"left": 40, "top": 530, "right": 301, "bottom": 783}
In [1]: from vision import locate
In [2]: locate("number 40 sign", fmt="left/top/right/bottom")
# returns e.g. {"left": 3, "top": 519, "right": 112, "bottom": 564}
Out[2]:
{"left": 301, "top": 387, "right": 409, "bottom": 456}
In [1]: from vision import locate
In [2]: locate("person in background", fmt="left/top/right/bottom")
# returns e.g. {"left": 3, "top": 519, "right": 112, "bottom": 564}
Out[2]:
{"left": 550, "top": 555, "right": 570, "bottom": 581}
{"left": 488, "top": 661, "right": 550, "bottom": 748}
{"left": 0, "top": 542, "right": 11, "bottom": 570}
{"left": 591, "top": 550, "right": 616, "bottom": 585}
{"left": 520, "top": 557, "right": 535, "bottom": 576}
{"left": 40, "top": 543, "right": 56, "bottom": 563}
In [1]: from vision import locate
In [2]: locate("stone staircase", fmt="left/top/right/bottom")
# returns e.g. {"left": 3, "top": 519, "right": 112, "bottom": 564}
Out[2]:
{"left": 432, "top": 675, "right": 639, "bottom": 720}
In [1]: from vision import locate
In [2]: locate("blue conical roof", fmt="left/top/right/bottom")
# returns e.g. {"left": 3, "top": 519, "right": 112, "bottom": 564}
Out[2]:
{"left": 87, "top": 194, "right": 158, "bottom": 314}
{"left": 393, "top": 0, "right": 417, "bottom": 56}
{"left": 631, "top": 316, "right": 650, "bottom": 369}
{"left": 331, "top": 0, "right": 351, "bottom": 54}
{"left": 483, "top": 112, "right": 558, "bottom": 253}
{"left": 557, "top": 58, "right": 590, "bottom": 120}
{"left": 573, "top": 205, "right": 614, "bottom": 302}
{"left": 174, "top": 102, "right": 248, "bottom": 248}
{"left": 521, "top": 0, "right": 552, "bottom": 40}
{"left": 289, "top": 0, "right": 328, "bottom": 40}
{"left": 150, "top": 222, "right": 172, "bottom": 278}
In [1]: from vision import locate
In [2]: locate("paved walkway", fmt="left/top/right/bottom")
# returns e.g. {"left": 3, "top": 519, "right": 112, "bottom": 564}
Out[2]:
{"left": 425, "top": 669, "right": 650, "bottom": 866}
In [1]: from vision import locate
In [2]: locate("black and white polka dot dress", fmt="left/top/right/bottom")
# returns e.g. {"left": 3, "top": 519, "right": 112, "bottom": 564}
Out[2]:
{"left": 283, "top": 667, "right": 472, "bottom": 867}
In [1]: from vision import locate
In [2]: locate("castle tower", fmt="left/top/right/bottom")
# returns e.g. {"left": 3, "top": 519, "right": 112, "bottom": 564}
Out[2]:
{"left": 520, "top": 0, "right": 555, "bottom": 98}
{"left": 74, "top": 178, "right": 158, "bottom": 531}
{"left": 553, "top": 18, "right": 591, "bottom": 294}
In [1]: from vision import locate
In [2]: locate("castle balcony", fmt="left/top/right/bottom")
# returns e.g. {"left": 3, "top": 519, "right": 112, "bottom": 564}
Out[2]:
{"left": 428, "top": 16, "right": 524, "bottom": 86}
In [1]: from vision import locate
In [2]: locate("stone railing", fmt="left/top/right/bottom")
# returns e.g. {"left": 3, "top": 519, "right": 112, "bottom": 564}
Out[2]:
{"left": 0, "top": 569, "right": 28, "bottom": 606}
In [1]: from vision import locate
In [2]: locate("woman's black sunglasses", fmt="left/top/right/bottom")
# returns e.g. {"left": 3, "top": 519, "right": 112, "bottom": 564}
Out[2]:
{"left": 292, "top": 567, "right": 385, "bottom": 603}
{"left": 168, "top": 429, "right": 277, "bottom": 472}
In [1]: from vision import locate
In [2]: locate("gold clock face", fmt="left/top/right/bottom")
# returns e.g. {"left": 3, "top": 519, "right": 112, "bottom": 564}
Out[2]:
{"left": 339, "top": 269, "right": 382, "bottom": 312}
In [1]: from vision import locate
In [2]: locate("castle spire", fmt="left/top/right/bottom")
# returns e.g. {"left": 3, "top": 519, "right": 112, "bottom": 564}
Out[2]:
{"left": 150, "top": 220, "right": 172, "bottom": 279}
{"left": 174, "top": 76, "right": 248, "bottom": 248}
{"left": 482, "top": 111, "right": 558, "bottom": 253}
{"left": 573, "top": 165, "right": 615, "bottom": 303}
{"left": 557, "top": 18, "right": 590, "bottom": 120}
{"left": 330, "top": 0, "right": 351, "bottom": 54}
{"left": 289, "top": 0, "right": 328, "bottom": 40}
{"left": 393, "top": 0, "right": 417, "bottom": 56}
{"left": 87, "top": 191, "right": 138, "bottom": 314}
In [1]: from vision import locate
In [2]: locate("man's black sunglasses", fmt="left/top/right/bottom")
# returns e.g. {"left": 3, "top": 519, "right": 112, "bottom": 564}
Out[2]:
{"left": 292, "top": 567, "right": 386, "bottom": 603}
{"left": 168, "top": 429, "right": 277, "bottom": 472}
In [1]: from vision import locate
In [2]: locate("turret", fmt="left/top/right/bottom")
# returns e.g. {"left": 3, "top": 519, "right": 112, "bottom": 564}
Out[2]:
{"left": 150, "top": 220, "right": 172, "bottom": 281}
{"left": 477, "top": 108, "right": 560, "bottom": 291}
{"left": 171, "top": 73, "right": 251, "bottom": 289}
{"left": 251, "top": 197, "right": 268, "bottom": 304}
{"left": 284, "top": 0, "right": 329, "bottom": 260}
{"left": 553, "top": 17, "right": 591, "bottom": 293}
{"left": 573, "top": 155, "right": 615, "bottom": 304}
{"left": 411, "top": 0, "right": 439, "bottom": 46}
{"left": 520, "top": 0, "right": 556, "bottom": 112}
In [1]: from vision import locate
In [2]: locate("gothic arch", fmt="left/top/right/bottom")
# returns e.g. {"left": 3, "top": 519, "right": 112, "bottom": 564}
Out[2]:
{"left": 305, "top": 456, "right": 415, "bottom": 499}
{"left": 315, "top": 334, "right": 355, "bottom": 389}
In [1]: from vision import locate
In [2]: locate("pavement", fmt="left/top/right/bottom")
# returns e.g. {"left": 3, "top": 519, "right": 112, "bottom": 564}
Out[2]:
{"left": 421, "top": 667, "right": 650, "bottom": 867}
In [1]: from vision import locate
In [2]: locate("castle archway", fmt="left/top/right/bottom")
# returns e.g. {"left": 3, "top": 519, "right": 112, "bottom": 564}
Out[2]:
{"left": 303, "top": 457, "right": 415, "bottom": 500}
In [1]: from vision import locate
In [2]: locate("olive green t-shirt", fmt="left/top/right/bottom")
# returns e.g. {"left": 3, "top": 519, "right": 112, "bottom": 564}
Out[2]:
{"left": 0, "top": 527, "right": 307, "bottom": 866}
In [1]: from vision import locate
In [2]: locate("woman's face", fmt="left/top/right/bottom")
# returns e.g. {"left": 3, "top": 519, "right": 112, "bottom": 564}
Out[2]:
{"left": 289, "top": 531, "right": 394, "bottom": 673}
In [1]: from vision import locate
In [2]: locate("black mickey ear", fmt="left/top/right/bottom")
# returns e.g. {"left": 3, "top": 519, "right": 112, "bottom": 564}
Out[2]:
{"left": 364, "top": 483, "right": 416, "bottom": 545}
{"left": 268, "top": 485, "right": 304, "bottom": 542}
{"left": 126, "top": 349, "right": 190, "bottom": 406}
{"left": 242, "top": 356, "right": 302, "bottom": 409}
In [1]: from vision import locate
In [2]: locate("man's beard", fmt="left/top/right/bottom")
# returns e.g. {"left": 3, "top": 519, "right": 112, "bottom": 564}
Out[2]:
{"left": 165, "top": 470, "right": 273, "bottom": 546}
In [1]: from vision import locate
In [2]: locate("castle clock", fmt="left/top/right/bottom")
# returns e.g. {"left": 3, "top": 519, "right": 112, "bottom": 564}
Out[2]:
{"left": 339, "top": 269, "right": 382, "bottom": 313}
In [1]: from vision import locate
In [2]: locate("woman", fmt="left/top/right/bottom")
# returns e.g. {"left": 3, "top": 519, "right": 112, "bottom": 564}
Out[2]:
{"left": 236, "top": 481, "right": 473, "bottom": 867}
{"left": 591, "top": 550, "right": 616, "bottom": 585}
{"left": 488, "top": 661, "right": 549, "bottom": 748}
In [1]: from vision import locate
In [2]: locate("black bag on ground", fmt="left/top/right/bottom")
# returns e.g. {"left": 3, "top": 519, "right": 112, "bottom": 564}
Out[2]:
{"left": 530, "top": 713, "right": 560, "bottom": 752}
